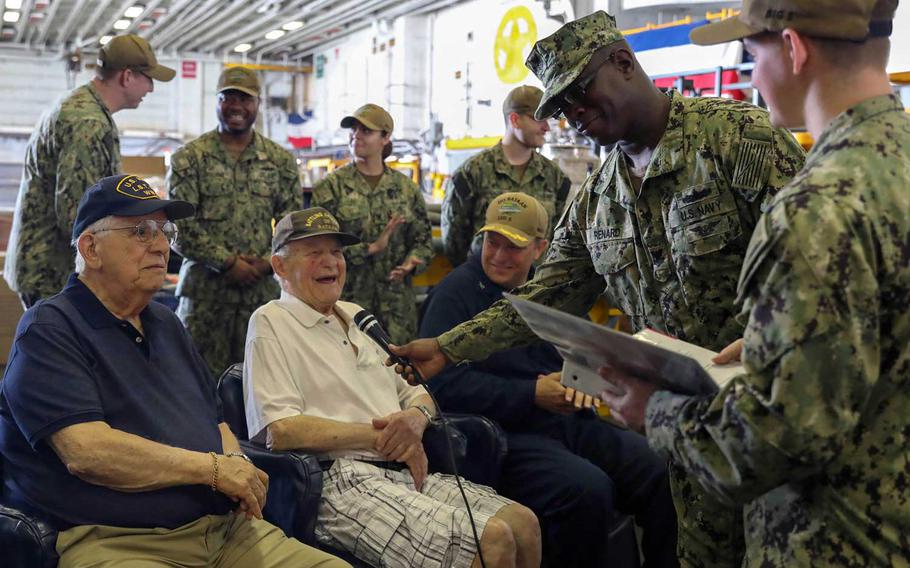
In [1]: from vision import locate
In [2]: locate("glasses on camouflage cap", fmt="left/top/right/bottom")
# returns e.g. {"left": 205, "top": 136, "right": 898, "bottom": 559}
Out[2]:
{"left": 93, "top": 219, "right": 179, "bottom": 246}
{"left": 553, "top": 51, "right": 616, "bottom": 120}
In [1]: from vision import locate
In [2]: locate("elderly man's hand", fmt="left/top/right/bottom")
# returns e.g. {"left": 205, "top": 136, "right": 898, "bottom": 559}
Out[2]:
{"left": 387, "top": 338, "right": 451, "bottom": 385}
{"left": 372, "top": 408, "right": 429, "bottom": 461}
{"left": 401, "top": 443, "right": 429, "bottom": 492}
{"left": 597, "top": 367, "right": 660, "bottom": 434}
{"left": 214, "top": 455, "right": 269, "bottom": 519}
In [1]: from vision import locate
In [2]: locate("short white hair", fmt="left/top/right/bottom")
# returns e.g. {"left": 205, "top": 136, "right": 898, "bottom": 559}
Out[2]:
{"left": 71, "top": 216, "right": 114, "bottom": 273}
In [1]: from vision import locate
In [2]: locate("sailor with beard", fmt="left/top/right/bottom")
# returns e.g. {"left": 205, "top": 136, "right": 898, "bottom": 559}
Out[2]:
{"left": 392, "top": 11, "right": 808, "bottom": 568}
{"left": 167, "top": 67, "right": 302, "bottom": 376}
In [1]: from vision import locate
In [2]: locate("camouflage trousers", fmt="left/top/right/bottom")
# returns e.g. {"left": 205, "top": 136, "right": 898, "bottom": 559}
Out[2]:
{"left": 177, "top": 296, "right": 260, "bottom": 378}
{"left": 671, "top": 462, "right": 745, "bottom": 568}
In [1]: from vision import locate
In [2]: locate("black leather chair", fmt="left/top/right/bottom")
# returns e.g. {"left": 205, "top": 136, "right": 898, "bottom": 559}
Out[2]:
{"left": 217, "top": 362, "right": 509, "bottom": 567}
{"left": 217, "top": 362, "right": 508, "bottom": 487}
{"left": 0, "top": 458, "right": 59, "bottom": 568}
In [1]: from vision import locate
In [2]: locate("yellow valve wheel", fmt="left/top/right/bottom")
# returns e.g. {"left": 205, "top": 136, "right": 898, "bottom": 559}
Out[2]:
{"left": 494, "top": 6, "right": 537, "bottom": 84}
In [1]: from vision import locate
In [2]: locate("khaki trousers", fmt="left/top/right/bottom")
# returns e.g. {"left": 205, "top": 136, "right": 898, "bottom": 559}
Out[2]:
{"left": 56, "top": 514, "right": 350, "bottom": 568}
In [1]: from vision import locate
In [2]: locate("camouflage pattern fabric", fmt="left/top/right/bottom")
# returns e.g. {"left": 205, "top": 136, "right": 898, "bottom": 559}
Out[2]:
{"left": 646, "top": 94, "right": 910, "bottom": 567}
{"left": 167, "top": 130, "right": 301, "bottom": 375}
{"left": 441, "top": 142, "right": 571, "bottom": 266}
{"left": 3, "top": 83, "right": 121, "bottom": 300}
{"left": 312, "top": 163, "right": 433, "bottom": 344}
{"left": 524, "top": 10, "right": 625, "bottom": 121}
{"left": 438, "top": 91, "right": 806, "bottom": 568}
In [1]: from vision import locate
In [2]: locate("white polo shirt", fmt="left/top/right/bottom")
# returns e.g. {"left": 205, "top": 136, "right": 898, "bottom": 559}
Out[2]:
{"left": 243, "top": 291, "right": 427, "bottom": 460}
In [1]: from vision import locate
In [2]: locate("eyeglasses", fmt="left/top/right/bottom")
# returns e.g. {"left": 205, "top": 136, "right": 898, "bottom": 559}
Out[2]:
{"left": 93, "top": 219, "right": 178, "bottom": 246}
{"left": 553, "top": 51, "right": 616, "bottom": 119}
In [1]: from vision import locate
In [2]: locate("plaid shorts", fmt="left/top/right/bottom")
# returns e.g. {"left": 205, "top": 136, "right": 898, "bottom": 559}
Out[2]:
{"left": 315, "top": 458, "right": 515, "bottom": 568}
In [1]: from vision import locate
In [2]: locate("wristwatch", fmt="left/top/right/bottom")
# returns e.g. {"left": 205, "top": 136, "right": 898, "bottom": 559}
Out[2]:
{"left": 414, "top": 404, "right": 437, "bottom": 425}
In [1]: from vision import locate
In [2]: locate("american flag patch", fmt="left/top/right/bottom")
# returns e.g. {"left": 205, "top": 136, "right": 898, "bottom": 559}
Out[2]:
{"left": 732, "top": 139, "right": 771, "bottom": 192}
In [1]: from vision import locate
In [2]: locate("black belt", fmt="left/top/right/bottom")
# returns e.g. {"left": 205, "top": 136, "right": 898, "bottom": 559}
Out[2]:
{"left": 319, "top": 459, "right": 408, "bottom": 472}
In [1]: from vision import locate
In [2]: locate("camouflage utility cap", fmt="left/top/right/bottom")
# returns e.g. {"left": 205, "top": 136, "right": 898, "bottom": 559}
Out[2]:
{"left": 340, "top": 103, "right": 394, "bottom": 133}
{"left": 73, "top": 174, "right": 194, "bottom": 239}
{"left": 477, "top": 192, "right": 549, "bottom": 247}
{"left": 272, "top": 207, "right": 361, "bottom": 253}
{"left": 98, "top": 34, "right": 175, "bottom": 82}
{"left": 218, "top": 67, "right": 261, "bottom": 97}
{"left": 525, "top": 10, "right": 624, "bottom": 120}
{"left": 690, "top": 0, "right": 892, "bottom": 45}
{"left": 503, "top": 86, "right": 544, "bottom": 117}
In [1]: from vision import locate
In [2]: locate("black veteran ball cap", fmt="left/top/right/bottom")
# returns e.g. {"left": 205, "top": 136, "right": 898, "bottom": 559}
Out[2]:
{"left": 72, "top": 174, "right": 195, "bottom": 240}
{"left": 272, "top": 207, "right": 361, "bottom": 253}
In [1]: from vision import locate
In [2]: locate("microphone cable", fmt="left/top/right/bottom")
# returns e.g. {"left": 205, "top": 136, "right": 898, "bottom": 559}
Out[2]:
{"left": 353, "top": 311, "right": 487, "bottom": 568}
{"left": 420, "top": 382, "right": 488, "bottom": 568}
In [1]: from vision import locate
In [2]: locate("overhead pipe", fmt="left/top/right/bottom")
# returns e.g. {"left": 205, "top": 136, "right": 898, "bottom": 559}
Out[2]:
{"left": 57, "top": 0, "right": 92, "bottom": 46}
{"left": 242, "top": 0, "right": 351, "bottom": 55}
{"left": 284, "top": 0, "right": 421, "bottom": 59}
{"left": 14, "top": 0, "right": 35, "bottom": 43}
{"left": 156, "top": 0, "right": 257, "bottom": 49}
{"left": 206, "top": 0, "right": 317, "bottom": 53}
{"left": 72, "top": 0, "right": 119, "bottom": 46}
{"left": 81, "top": 0, "right": 152, "bottom": 47}
{"left": 256, "top": 0, "right": 396, "bottom": 57}
{"left": 143, "top": 0, "right": 199, "bottom": 43}
{"left": 281, "top": 0, "right": 454, "bottom": 59}
{"left": 183, "top": 0, "right": 315, "bottom": 53}
{"left": 122, "top": 0, "right": 164, "bottom": 36}
{"left": 152, "top": 0, "right": 226, "bottom": 50}
{"left": 167, "top": 0, "right": 263, "bottom": 53}
{"left": 36, "top": 0, "right": 67, "bottom": 46}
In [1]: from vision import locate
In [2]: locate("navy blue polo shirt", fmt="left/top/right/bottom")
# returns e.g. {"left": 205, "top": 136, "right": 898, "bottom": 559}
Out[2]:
{"left": 0, "top": 274, "right": 232, "bottom": 530}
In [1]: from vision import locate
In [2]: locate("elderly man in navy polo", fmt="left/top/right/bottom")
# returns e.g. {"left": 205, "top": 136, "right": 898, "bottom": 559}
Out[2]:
{"left": 0, "top": 174, "right": 347, "bottom": 568}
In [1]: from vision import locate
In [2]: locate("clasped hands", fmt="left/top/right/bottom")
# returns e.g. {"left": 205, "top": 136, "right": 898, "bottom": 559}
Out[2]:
{"left": 372, "top": 407, "right": 431, "bottom": 490}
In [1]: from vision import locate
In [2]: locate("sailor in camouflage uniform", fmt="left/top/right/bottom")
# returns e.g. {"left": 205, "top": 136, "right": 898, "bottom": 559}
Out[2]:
{"left": 441, "top": 86, "right": 571, "bottom": 266}
{"left": 312, "top": 104, "right": 433, "bottom": 345}
{"left": 601, "top": 1, "right": 910, "bottom": 566}
{"left": 3, "top": 35, "right": 174, "bottom": 307}
{"left": 168, "top": 67, "right": 301, "bottom": 376}
{"left": 392, "top": 11, "right": 806, "bottom": 567}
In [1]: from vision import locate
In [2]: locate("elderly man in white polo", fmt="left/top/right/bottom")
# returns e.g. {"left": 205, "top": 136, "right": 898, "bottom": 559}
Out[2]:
{"left": 243, "top": 206, "right": 542, "bottom": 568}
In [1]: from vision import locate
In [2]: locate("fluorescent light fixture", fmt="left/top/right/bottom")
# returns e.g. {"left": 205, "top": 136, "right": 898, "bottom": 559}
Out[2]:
{"left": 234, "top": 43, "right": 252, "bottom": 53}
{"left": 282, "top": 20, "right": 303, "bottom": 31}
{"left": 264, "top": 29, "right": 285, "bottom": 40}
{"left": 2, "top": 10, "right": 19, "bottom": 22}
{"left": 113, "top": 19, "right": 131, "bottom": 30}
{"left": 124, "top": 5, "right": 145, "bottom": 18}
{"left": 5, "top": 0, "right": 22, "bottom": 10}
{"left": 100, "top": 35, "right": 113, "bottom": 45}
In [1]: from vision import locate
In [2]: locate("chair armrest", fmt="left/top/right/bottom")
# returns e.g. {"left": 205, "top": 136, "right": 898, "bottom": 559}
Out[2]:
{"left": 240, "top": 441, "right": 323, "bottom": 546}
{"left": 423, "top": 413, "right": 508, "bottom": 489}
{"left": 0, "top": 503, "right": 59, "bottom": 568}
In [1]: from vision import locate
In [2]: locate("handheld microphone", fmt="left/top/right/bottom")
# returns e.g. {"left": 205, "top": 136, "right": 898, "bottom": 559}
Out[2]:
{"left": 353, "top": 310, "right": 423, "bottom": 382}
